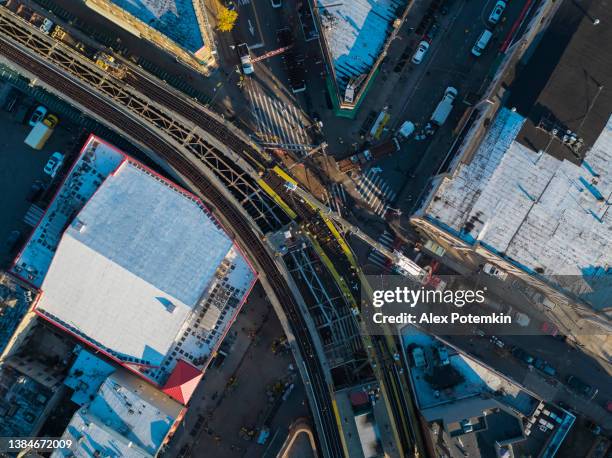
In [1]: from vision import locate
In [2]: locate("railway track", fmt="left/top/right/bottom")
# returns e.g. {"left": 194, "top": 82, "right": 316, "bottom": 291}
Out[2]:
{"left": 123, "top": 71, "right": 265, "bottom": 170}
{"left": 0, "top": 36, "right": 344, "bottom": 458}
{"left": 0, "top": 7, "right": 284, "bottom": 233}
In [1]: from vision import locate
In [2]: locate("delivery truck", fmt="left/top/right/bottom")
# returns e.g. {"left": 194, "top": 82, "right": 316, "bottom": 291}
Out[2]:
{"left": 25, "top": 120, "right": 54, "bottom": 150}
{"left": 337, "top": 137, "right": 400, "bottom": 173}
{"left": 430, "top": 86, "right": 458, "bottom": 127}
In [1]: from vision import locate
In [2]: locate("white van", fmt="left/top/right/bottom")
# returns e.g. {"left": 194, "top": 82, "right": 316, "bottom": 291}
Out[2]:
{"left": 471, "top": 29, "right": 493, "bottom": 57}
{"left": 398, "top": 121, "right": 415, "bottom": 139}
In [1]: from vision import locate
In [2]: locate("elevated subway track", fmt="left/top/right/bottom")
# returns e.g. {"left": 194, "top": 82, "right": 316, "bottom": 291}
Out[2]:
{"left": 0, "top": 7, "right": 284, "bottom": 233}
{"left": 0, "top": 29, "right": 344, "bottom": 458}
{"left": 121, "top": 70, "right": 268, "bottom": 171}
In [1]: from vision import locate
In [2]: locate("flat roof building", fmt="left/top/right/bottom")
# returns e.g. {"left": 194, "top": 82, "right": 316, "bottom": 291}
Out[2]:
{"left": 311, "top": 0, "right": 408, "bottom": 114}
{"left": 12, "top": 135, "right": 256, "bottom": 396}
{"left": 417, "top": 108, "right": 612, "bottom": 305}
{"left": 402, "top": 330, "right": 575, "bottom": 458}
{"left": 410, "top": 0, "right": 612, "bottom": 344}
{"left": 81, "top": 0, "right": 216, "bottom": 74}
{"left": 53, "top": 361, "right": 184, "bottom": 458}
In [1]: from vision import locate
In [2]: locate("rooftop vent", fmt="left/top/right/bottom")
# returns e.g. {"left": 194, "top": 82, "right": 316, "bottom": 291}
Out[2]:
{"left": 72, "top": 218, "right": 86, "bottom": 232}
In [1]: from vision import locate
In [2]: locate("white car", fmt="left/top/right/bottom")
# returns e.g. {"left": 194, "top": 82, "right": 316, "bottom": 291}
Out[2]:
{"left": 29, "top": 105, "right": 47, "bottom": 127}
{"left": 237, "top": 43, "right": 254, "bottom": 75}
{"left": 482, "top": 263, "right": 508, "bottom": 280}
{"left": 411, "top": 40, "right": 430, "bottom": 65}
{"left": 40, "top": 18, "right": 54, "bottom": 34}
{"left": 488, "top": 0, "right": 506, "bottom": 25}
{"left": 44, "top": 152, "right": 64, "bottom": 178}
{"left": 271, "top": 0, "right": 282, "bottom": 8}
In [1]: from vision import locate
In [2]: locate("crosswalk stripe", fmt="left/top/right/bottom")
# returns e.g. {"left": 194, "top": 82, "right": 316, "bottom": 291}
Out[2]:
{"left": 253, "top": 89, "right": 277, "bottom": 140}
{"left": 368, "top": 255, "right": 388, "bottom": 269}
{"left": 290, "top": 105, "right": 308, "bottom": 147}
{"left": 247, "top": 84, "right": 311, "bottom": 152}
{"left": 380, "top": 234, "right": 394, "bottom": 246}
{"left": 359, "top": 172, "right": 378, "bottom": 200}
{"left": 373, "top": 200, "right": 386, "bottom": 215}
{"left": 363, "top": 178, "right": 379, "bottom": 203}
{"left": 276, "top": 101, "right": 298, "bottom": 147}
{"left": 257, "top": 90, "right": 282, "bottom": 140}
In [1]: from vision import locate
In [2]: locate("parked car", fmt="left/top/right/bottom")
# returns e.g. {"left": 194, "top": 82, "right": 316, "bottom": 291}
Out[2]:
{"left": 512, "top": 347, "right": 534, "bottom": 365}
{"left": 490, "top": 336, "right": 505, "bottom": 348}
{"left": 2, "top": 88, "right": 21, "bottom": 112}
{"left": 488, "top": 1, "right": 507, "bottom": 24}
{"left": 43, "top": 152, "right": 64, "bottom": 178}
{"left": 437, "top": 347, "right": 450, "bottom": 365}
{"left": 585, "top": 420, "right": 601, "bottom": 435}
{"left": 567, "top": 375, "right": 598, "bottom": 399}
{"left": 237, "top": 43, "right": 254, "bottom": 75}
{"left": 29, "top": 105, "right": 48, "bottom": 127}
{"left": 43, "top": 113, "right": 59, "bottom": 128}
{"left": 26, "top": 180, "right": 45, "bottom": 202}
{"left": 398, "top": 121, "right": 415, "bottom": 139}
{"left": 534, "top": 358, "right": 557, "bottom": 376}
{"left": 482, "top": 263, "right": 508, "bottom": 280}
{"left": 411, "top": 40, "right": 430, "bottom": 65}
{"left": 426, "top": 22, "right": 440, "bottom": 40}
{"left": 471, "top": 29, "right": 493, "bottom": 57}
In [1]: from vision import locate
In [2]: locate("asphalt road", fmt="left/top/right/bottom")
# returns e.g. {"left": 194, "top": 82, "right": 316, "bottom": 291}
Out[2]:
{"left": 375, "top": 0, "right": 528, "bottom": 214}
{"left": 223, "top": 0, "right": 314, "bottom": 153}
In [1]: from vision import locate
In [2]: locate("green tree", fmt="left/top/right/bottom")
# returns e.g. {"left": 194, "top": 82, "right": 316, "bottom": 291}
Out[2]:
{"left": 217, "top": 7, "right": 238, "bottom": 32}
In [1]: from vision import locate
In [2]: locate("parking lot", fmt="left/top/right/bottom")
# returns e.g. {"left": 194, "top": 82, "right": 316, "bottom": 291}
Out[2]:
{"left": 0, "top": 81, "right": 78, "bottom": 267}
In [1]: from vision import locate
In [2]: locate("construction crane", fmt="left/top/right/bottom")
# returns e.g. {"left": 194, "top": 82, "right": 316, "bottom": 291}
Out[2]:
{"left": 251, "top": 45, "right": 293, "bottom": 64}
{"left": 314, "top": 3, "right": 344, "bottom": 9}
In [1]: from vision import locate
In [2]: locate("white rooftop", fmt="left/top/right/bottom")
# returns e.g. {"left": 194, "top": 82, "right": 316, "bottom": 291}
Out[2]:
{"left": 52, "top": 370, "right": 182, "bottom": 458}
{"left": 317, "top": 0, "right": 403, "bottom": 90}
{"left": 36, "top": 159, "right": 241, "bottom": 367}
{"left": 28, "top": 136, "right": 256, "bottom": 380}
{"left": 422, "top": 109, "right": 612, "bottom": 308}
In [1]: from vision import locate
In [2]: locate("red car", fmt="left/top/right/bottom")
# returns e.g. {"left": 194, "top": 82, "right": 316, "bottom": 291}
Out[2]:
{"left": 540, "top": 321, "right": 559, "bottom": 337}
